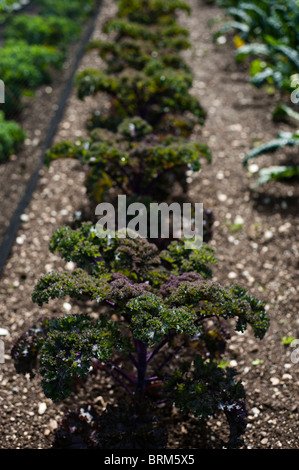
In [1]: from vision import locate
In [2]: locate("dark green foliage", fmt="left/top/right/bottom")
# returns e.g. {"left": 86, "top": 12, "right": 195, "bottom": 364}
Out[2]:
{"left": 34, "top": 0, "right": 97, "bottom": 22}
{"left": 10, "top": 0, "right": 271, "bottom": 450}
{"left": 244, "top": 132, "right": 299, "bottom": 164}
{"left": 273, "top": 104, "right": 299, "bottom": 124}
{"left": 215, "top": 0, "right": 299, "bottom": 187}
{"left": 40, "top": 314, "right": 131, "bottom": 400}
{"left": 165, "top": 356, "right": 247, "bottom": 448}
{"left": 73, "top": 0, "right": 205, "bottom": 139}
{"left": 0, "top": 40, "right": 63, "bottom": 116}
{"left": 4, "top": 15, "right": 82, "bottom": 49}
{"left": 45, "top": 117, "right": 211, "bottom": 202}
{"left": 103, "top": 19, "right": 191, "bottom": 50}
{"left": 160, "top": 239, "right": 217, "bottom": 279}
{"left": 75, "top": 68, "right": 206, "bottom": 131}
{"left": 38, "top": 223, "right": 216, "bottom": 284}
{"left": 86, "top": 38, "right": 191, "bottom": 74}
{"left": 12, "top": 223, "right": 269, "bottom": 448}
{"left": 0, "top": 0, "right": 97, "bottom": 120}
{"left": 0, "top": 111, "right": 26, "bottom": 162}
{"left": 215, "top": 0, "right": 299, "bottom": 92}
{"left": 244, "top": 130, "right": 299, "bottom": 187}
{"left": 116, "top": 0, "right": 191, "bottom": 25}
{"left": 251, "top": 165, "right": 299, "bottom": 188}
{"left": 11, "top": 319, "right": 50, "bottom": 378}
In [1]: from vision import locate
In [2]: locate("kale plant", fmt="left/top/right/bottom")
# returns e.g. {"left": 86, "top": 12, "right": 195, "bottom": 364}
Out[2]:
{"left": 4, "top": 15, "right": 82, "bottom": 51}
{"left": 0, "top": 111, "right": 26, "bottom": 163}
{"left": 0, "top": 40, "right": 63, "bottom": 117}
{"left": 115, "top": 0, "right": 191, "bottom": 25}
{"left": 86, "top": 38, "right": 191, "bottom": 74}
{"left": 45, "top": 117, "right": 214, "bottom": 244}
{"left": 11, "top": 224, "right": 270, "bottom": 449}
{"left": 102, "top": 18, "right": 191, "bottom": 51}
{"left": 33, "top": 0, "right": 98, "bottom": 22}
{"left": 45, "top": 117, "right": 211, "bottom": 203}
{"left": 73, "top": 0, "right": 205, "bottom": 135}
{"left": 75, "top": 67, "right": 205, "bottom": 134}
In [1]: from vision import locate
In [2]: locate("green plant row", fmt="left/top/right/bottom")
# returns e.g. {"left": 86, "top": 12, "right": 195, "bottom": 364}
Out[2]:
{"left": 0, "top": 110, "right": 26, "bottom": 161}
{"left": 213, "top": 0, "right": 299, "bottom": 187}
{"left": 11, "top": 0, "right": 270, "bottom": 450}
{"left": 0, "top": 0, "right": 98, "bottom": 162}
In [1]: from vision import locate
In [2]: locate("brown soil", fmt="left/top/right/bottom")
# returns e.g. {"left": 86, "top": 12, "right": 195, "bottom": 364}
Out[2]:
{"left": 0, "top": 0, "right": 298, "bottom": 450}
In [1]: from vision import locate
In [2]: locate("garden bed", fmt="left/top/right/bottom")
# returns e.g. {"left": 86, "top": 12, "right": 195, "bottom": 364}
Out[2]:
{"left": 0, "top": 0, "right": 298, "bottom": 450}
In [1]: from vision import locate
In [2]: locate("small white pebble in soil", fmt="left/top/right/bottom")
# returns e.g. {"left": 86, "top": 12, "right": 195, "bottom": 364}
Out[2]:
{"left": 234, "top": 215, "right": 244, "bottom": 225}
{"left": 278, "top": 222, "right": 291, "bottom": 233}
{"left": 270, "top": 377, "right": 280, "bottom": 386}
{"left": 20, "top": 214, "right": 29, "bottom": 223}
{"left": 16, "top": 235, "right": 26, "bottom": 245}
{"left": 217, "top": 193, "right": 227, "bottom": 202}
{"left": 49, "top": 419, "right": 58, "bottom": 431}
{"left": 264, "top": 230, "right": 274, "bottom": 240}
{"left": 38, "top": 402, "right": 47, "bottom": 415}
{"left": 63, "top": 302, "right": 72, "bottom": 312}
{"left": 248, "top": 163, "right": 259, "bottom": 174}
{"left": 228, "top": 272, "right": 237, "bottom": 279}
{"left": 251, "top": 407, "right": 260, "bottom": 417}
{"left": 216, "top": 36, "right": 227, "bottom": 45}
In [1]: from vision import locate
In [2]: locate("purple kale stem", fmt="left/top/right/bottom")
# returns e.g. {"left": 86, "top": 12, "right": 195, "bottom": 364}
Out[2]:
{"left": 112, "top": 364, "right": 136, "bottom": 385}
{"left": 128, "top": 352, "right": 138, "bottom": 368}
{"left": 108, "top": 368, "right": 134, "bottom": 397}
{"left": 145, "top": 376, "right": 159, "bottom": 382}
{"left": 146, "top": 337, "right": 169, "bottom": 363}
{"left": 135, "top": 339, "right": 148, "bottom": 397}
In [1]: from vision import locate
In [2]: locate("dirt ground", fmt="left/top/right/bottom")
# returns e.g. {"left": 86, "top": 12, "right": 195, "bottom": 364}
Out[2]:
{"left": 0, "top": 0, "right": 298, "bottom": 450}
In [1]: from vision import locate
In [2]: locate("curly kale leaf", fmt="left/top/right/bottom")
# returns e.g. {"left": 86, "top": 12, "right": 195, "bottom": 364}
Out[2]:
{"left": 116, "top": 0, "right": 191, "bottom": 25}
{"left": 165, "top": 278, "right": 269, "bottom": 340}
{"left": 40, "top": 314, "right": 130, "bottom": 401}
{"left": 48, "top": 223, "right": 163, "bottom": 283}
{"left": 229, "top": 284, "right": 270, "bottom": 339}
{"left": 32, "top": 269, "right": 111, "bottom": 306}
{"left": 45, "top": 130, "right": 211, "bottom": 202}
{"left": 87, "top": 38, "right": 191, "bottom": 74}
{"left": 103, "top": 19, "right": 190, "bottom": 51}
{"left": 160, "top": 239, "right": 217, "bottom": 279}
{"left": 11, "top": 319, "right": 50, "bottom": 377}
{"left": 126, "top": 293, "right": 197, "bottom": 345}
{"left": 74, "top": 68, "right": 206, "bottom": 127}
{"left": 48, "top": 223, "right": 216, "bottom": 285}
{"left": 165, "top": 355, "right": 247, "bottom": 448}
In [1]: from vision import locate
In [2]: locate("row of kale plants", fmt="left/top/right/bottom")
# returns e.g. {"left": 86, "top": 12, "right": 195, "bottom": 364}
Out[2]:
{"left": 212, "top": 0, "right": 299, "bottom": 188}
{"left": 11, "top": 0, "right": 270, "bottom": 449}
{"left": 0, "top": 0, "right": 98, "bottom": 162}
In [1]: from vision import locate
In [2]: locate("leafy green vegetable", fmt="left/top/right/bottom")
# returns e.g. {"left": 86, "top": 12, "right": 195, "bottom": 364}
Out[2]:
{"left": 0, "top": 111, "right": 26, "bottom": 162}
